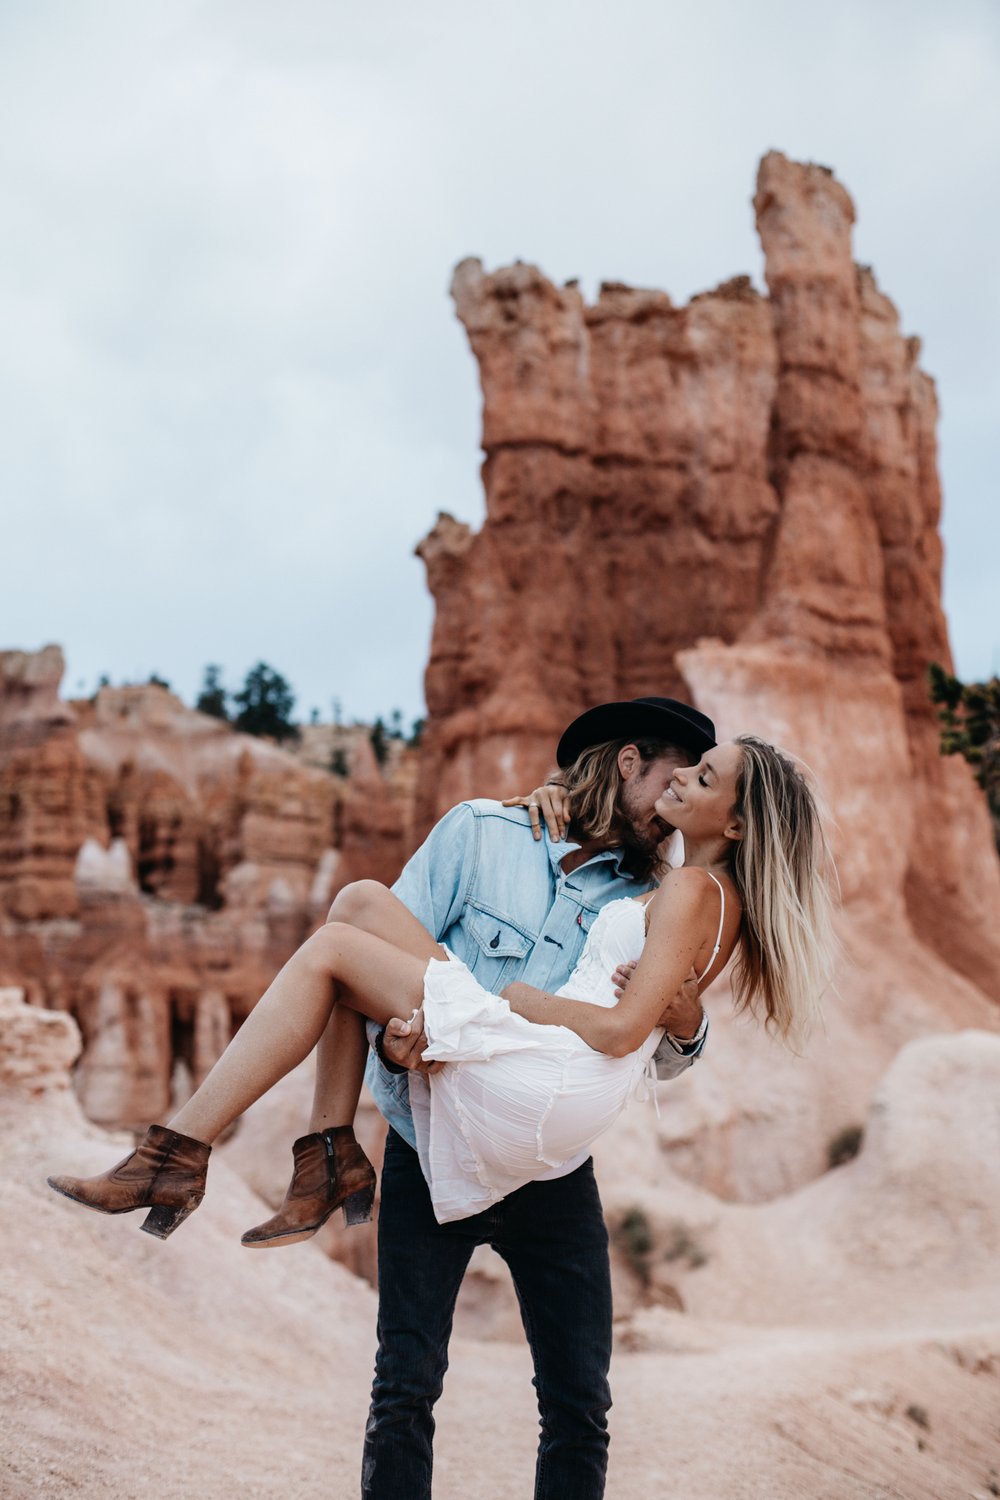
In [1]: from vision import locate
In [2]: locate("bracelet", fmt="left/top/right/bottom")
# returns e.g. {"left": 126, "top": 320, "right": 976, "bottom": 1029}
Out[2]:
{"left": 374, "top": 1026, "right": 407, "bottom": 1075}
{"left": 665, "top": 1010, "right": 708, "bottom": 1050}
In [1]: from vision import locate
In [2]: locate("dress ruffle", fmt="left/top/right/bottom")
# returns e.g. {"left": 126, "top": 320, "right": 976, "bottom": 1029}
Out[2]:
{"left": 422, "top": 951, "right": 573, "bottom": 1063}
{"left": 412, "top": 907, "right": 667, "bottom": 1224}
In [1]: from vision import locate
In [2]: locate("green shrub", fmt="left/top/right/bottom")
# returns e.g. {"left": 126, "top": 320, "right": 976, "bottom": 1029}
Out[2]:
{"left": 929, "top": 663, "right": 1000, "bottom": 852}
{"left": 614, "top": 1209, "right": 709, "bottom": 1283}
{"left": 662, "top": 1221, "right": 709, "bottom": 1269}
{"left": 614, "top": 1207, "right": 654, "bottom": 1285}
{"left": 827, "top": 1123, "right": 864, "bottom": 1168}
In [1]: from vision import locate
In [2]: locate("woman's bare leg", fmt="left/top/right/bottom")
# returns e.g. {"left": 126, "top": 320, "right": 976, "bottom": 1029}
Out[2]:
{"left": 309, "top": 1006, "right": 370, "bottom": 1132}
{"left": 309, "top": 881, "right": 444, "bottom": 1131}
{"left": 166, "top": 893, "right": 443, "bottom": 1146}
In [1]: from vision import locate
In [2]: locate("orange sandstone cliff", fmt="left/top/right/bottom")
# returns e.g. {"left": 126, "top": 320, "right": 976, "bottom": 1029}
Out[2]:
{"left": 1, "top": 151, "right": 996, "bottom": 1215}
{"left": 415, "top": 151, "right": 1000, "bottom": 1002}
{"left": 2, "top": 156, "right": 1000, "bottom": 1497}
{"left": 0, "top": 649, "right": 414, "bottom": 1128}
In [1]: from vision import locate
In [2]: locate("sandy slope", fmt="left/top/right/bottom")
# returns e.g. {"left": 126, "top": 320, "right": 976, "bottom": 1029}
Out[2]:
{"left": 3, "top": 999, "right": 999, "bottom": 1500}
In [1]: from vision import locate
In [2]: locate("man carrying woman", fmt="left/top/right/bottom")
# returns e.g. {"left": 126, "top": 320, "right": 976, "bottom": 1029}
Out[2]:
{"left": 48, "top": 694, "right": 832, "bottom": 1500}
{"left": 354, "top": 695, "right": 717, "bottom": 1499}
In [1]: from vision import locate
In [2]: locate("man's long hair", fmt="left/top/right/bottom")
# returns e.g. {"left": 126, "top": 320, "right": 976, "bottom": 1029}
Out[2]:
{"left": 556, "top": 736, "right": 688, "bottom": 880}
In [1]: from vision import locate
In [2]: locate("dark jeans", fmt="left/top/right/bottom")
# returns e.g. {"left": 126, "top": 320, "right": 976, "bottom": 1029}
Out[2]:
{"left": 361, "top": 1128, "right": 613, "bottom": 1500}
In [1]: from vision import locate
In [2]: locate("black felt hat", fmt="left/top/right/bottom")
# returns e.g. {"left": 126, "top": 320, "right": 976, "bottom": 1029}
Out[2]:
{"left": 556, "top": 696, "right": 717, "bottom": 768}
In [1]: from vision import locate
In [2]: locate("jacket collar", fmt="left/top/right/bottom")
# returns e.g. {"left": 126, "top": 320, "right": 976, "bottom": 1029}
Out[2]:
{"left": 545, "top": 836, "right": 635, "bottom": 881}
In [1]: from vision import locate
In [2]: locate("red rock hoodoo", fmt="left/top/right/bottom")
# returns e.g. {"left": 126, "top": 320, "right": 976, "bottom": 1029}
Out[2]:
{"left": 416, "top": 151, "right": 1000, "bottom": 999}
{"left": 3, "top": 152, "right": 1000, "bottom": 1500}
{"left": 0, "top": 650, "right": 415, "bottom": 1128}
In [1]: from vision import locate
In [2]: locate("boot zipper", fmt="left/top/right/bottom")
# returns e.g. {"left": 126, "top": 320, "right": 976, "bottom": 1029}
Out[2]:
{"left": 322, "top": 1130, "right": 336, "bottom": 1182}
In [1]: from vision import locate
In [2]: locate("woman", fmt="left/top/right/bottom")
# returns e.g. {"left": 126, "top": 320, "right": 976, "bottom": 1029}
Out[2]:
{"left": 47, "top": 736, "right": 833, "bottom": 1235}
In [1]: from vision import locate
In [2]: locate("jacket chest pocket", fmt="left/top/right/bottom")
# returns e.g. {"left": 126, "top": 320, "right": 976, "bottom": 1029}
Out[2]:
{"left": 465, "top": 906, "right": 535, "bottom": 985}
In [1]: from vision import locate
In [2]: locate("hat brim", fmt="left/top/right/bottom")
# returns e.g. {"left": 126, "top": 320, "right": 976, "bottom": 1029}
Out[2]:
{"left": 556, "top": 701, "right": 716, "bottom": 768}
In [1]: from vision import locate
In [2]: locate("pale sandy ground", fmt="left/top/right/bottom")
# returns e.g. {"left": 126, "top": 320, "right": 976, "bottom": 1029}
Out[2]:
{"left": 3, "top": 999, "right": 1000, "bottom": 1500}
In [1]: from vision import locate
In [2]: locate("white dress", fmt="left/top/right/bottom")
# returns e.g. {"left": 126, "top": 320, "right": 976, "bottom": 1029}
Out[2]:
{"left": 407, "top": 892, "right": 713, "bottom": 1224}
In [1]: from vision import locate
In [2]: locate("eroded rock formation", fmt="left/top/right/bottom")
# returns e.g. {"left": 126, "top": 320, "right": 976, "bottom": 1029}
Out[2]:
{"left": 3, "top": 151, "right": 1000, "bottom": 1496}
{"left": 2, "top": 149, "right": 996, "bottom": 1221}
{"left": 0, "top": 650, "right": 416, "bottom": 1127}
{"left": 416, "top": 151, "right": 1000, "bottom": 1004}
{"left": 405, "top": 152, "right": 1000, "bottom": 1206}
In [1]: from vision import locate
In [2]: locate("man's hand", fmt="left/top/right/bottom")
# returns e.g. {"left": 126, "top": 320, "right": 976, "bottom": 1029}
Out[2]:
{"left": 612, "top": 963, "right": 703, "bottom": 1040}
{"left": 656, "top": 967, "right": 703, "bottom": 1038}
{"left": 611, "top": 960, "right": 638, "bottom": 999}
{"left": 380, "top": 1008, "right": 444, "bottom": 1075}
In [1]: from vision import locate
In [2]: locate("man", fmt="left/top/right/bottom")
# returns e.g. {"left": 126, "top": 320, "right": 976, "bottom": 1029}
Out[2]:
{"left": 343, "top": 696, "right": 716, "bottom": 1500}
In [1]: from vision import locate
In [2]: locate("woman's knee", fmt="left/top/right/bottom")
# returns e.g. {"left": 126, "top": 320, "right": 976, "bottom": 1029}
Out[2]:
{"left": 306, "top": 920, "right": 361, "bottom": 976}
{"left": 326, "top": 879, "right": 388, "bottom": 927}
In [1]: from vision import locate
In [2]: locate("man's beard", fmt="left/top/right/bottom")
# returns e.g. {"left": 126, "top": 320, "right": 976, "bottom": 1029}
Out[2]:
{"left": 623, "top": 829, "right": 665, "bottom": 860}
{"left": 619, "top": 786, "right": 674, "bottom": 855}
{"left": 618, "top": 809, "right": 675, "bottom": 862}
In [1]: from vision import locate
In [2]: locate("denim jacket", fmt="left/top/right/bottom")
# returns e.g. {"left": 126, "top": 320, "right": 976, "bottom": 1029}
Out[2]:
{"left": 364, "top": 799, "right": 708, "bottom": 1148}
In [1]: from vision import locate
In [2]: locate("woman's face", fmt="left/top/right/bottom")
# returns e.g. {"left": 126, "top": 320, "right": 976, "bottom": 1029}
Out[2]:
{"left": 654, "top": 741, "right": 743, "bottom": 842}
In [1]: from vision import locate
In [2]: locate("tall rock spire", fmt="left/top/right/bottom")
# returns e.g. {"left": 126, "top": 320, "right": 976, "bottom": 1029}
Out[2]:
{"left": 416, "top": 153, "right": 1000, "bottom": 996}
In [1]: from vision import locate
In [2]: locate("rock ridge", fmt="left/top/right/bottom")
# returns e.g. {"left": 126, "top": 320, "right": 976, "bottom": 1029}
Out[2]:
{"left": 415, "top": 150, "right": 1000, "bottom": 1006}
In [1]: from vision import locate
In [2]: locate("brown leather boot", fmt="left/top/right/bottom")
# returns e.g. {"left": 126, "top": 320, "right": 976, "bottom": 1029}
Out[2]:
{"left": 241, "top": 1126, "right": 376, "bottom": 1249}
{"left": 47, "top": 1123, "right": 211, "bottom": 1240}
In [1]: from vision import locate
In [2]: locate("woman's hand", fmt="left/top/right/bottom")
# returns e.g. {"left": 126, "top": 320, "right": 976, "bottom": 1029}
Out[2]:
{"left": 501, "top": 782, "right": 571, "bottom": 842}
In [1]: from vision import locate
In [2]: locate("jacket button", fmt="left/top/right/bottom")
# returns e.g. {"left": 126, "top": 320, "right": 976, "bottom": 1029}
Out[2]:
{"left": 490, "top": 932, "right": 500, "bottom": 949}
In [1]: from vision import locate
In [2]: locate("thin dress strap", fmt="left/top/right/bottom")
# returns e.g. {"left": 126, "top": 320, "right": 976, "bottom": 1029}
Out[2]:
{"left": 695, "top": 872, "right": 726, "bottom": 983}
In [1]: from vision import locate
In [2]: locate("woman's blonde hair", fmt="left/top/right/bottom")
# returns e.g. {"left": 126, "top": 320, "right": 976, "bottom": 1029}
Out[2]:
{"left": 727, "top": 735, "right": 835, "bottom": 1047}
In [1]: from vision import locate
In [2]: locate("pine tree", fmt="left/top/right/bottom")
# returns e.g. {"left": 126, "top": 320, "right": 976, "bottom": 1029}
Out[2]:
{"left": 233, "top": 662, "right": 298, "bottom": 742}
{"left": 196, "top": 664, "right": 230, "bottom": 721}
{"left": 370, "top": 717, "right": 389, "bottom": 766}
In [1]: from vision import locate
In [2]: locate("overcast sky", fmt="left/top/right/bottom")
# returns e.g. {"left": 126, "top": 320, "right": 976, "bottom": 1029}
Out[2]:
{"left": 2, "top": 0, "right": 997, "bottom": 726}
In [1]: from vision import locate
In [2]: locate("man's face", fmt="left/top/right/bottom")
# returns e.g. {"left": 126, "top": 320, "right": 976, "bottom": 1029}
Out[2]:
{"left": 618, "top": 748, "right": 693, "bottom": 853}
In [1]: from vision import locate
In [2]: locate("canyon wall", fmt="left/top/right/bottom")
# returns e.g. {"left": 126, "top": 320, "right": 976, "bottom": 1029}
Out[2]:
{"left": 1, "top": 150, "right": 996, "bottom": 1210}
{"left": 0, "top": 648, "right": 415, "bottom": 1127}
{"left": 416, "top": 151, "right": 1000, "bottom": 1001}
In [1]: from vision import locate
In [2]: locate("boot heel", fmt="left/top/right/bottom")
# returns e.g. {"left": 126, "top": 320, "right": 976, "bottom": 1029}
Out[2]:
{"left": 140, "top": 1200, "right": 200, "bottom": 1239}
{"left": 342, "top": 1185, "right": 375, "bottom": 1226}
{"left": 242, "top": 1128, "right": 376, "bottom": 1248}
